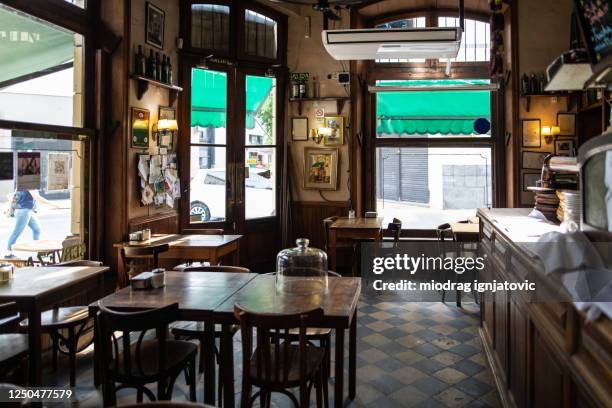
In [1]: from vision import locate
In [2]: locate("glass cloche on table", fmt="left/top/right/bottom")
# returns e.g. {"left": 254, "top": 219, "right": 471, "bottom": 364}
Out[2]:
{"left": 276, "top": 238, "right": 328, "bottom": 295}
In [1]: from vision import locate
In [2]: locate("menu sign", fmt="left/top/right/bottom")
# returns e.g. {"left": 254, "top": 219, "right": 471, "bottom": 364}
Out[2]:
{"left": 576, "top": 0, "right": 612, "bottom": 63}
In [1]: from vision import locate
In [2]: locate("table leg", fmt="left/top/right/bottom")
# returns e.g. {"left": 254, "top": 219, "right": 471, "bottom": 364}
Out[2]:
{"left": 27, "top": 302, "right": 42, "bottom": 386}
{"left": 203, "top": 321, "right": 216, "bottom": 405}
{"left": 334, "top": 328, "right": 344, "bottom": 408}
{"left": 210, "top": 252, "right": 219, "bottom": 266}
{"left": 330, "top": 229, "right": 337, "bottom": 273}
{"left": 233, "top": 245, "right": 240, "bottom": 266}
{"left": 349, "top": 309, "right": 357, "bottom": 400}
{"left": 116, "top": 247, "right": 126, "bottom": 288}
{"left": 221, "top": 324, "right": 235, "bottom": 408}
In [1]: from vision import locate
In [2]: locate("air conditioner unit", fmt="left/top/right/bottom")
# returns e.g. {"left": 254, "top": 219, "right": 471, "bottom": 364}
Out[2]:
{"left": 322, "top": 27, "right": 463, "bottom": 61}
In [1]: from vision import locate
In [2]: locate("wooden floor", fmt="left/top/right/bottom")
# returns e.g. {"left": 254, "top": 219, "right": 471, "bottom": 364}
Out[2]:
{"left": 36, "top": 294, "right": 500, "bottom": 408}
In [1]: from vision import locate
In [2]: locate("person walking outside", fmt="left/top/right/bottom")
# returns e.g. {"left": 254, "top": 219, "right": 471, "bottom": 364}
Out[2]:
{"left": 5, "top": 189, "right": 59, "bottom": 259}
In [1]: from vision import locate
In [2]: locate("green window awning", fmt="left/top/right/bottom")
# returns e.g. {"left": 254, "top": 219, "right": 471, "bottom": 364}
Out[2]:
{"left": 376, "top": 80, "right": 491, "bottom": 136}
{"left": 0, "top": 5, "right": 75, "bottom": 85}
{"left": 191, "top": 69, "right": 273, "bottom": 129}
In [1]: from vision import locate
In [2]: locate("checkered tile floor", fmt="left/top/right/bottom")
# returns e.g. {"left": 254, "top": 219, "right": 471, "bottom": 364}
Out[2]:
{"left": 40, "top": 294, "right": 500, "bottom": 407}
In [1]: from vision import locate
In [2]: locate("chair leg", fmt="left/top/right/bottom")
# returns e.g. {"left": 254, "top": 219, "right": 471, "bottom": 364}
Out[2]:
{"left": 68, "top": 327, "right": 77, "bottom": 387}
{"left": 51, "top": 331, "right": 59, "bottom": 372}
{"left": 199, "top": 339, "right": 205, "bottom": 374}
{"left": 189, "top": 357, "right": 197, "bottom": 402}
{"left": 316, "top": 371, "right": 323, "bottom": 408}
{"left": 241, "top": 381, "right": 251, "bottom": 408}
{"left": 260, "top": 387, "right": 267, "bottom": 408}
{"left": 137, "top": 388, "right": 144, "bottom": 403}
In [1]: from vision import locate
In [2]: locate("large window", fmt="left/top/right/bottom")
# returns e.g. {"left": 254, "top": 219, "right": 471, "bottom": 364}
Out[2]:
{"left": 191, "top": 4, "right": 230, "bottom": 52}
{"left": 245, "top": 75, "right": 276, "bottom": 219}
{"left": 189, "top": 69, "right": 228, "bottom": 223}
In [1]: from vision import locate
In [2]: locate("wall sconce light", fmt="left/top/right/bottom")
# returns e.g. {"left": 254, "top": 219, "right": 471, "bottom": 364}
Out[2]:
{"left": 541, "top": 125, "right": 560, "bottom": 144}
{"left": 312, "top": 127, "right": 332, "bottom": 144}
{"left": 154, "top": 119, "right": 178, "bottom": 148}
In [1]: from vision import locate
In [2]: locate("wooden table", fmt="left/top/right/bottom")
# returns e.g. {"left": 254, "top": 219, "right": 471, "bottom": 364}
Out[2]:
{"left": 91, "top": 272, "right": 361, "bottom": 408}
{"left": 90, "top": 271, "right": 259, "bottom": 406}
{"left": 214, "top": 274, "right": 361, "bottom": 408}
{"left": 450, "top": 218, "right": 480, "bottom": 242}
{"left": 0, "top": 266, "right": 108, "bottom": 386}
{"left": 329, "top": 217, "right": 384, "bottom": 272}
{"left": 12, "top": 240, "right": 64, "bottom": 264}
{"left": 113, "top": 234, "right": 242, "bottom": 287}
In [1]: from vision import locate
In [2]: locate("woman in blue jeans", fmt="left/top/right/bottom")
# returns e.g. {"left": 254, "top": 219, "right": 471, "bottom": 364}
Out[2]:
{"left": 5, "top": 190, "right": 59, "bottom": 258}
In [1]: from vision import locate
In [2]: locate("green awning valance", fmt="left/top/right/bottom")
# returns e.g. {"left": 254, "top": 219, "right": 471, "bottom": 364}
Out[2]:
{"left": 191, "top": 69, "right": 273, "bottom": 129}
{"left": 0, "top": 6, "right": 74, "bottom": 85}
{"left": 376, "top": 80, "right": 491, "bottom": 136}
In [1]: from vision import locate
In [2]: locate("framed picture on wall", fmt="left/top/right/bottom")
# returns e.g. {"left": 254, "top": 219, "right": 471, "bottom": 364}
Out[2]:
{"left": 554, "top": 138, "right": 576, "bottom": 156}
{"left": 523, "top": 172, "right": 541, "bottom": 192}
{"left": 323, "top": 116, "right": 344, "bottom": 146}
{"left": 522, "top": 119, "right": 541, "bottom": 148}
{"left": 292, "top": 117, "right": 309, "bottom": 141}
{"left": 557, "top": 113, "right": 576, "bottom": 136}
{"left": 145, "top": 2, "right": 165, "bottom": 49}
{"left": 303, "top": 147, "right": 339, "bottom": 190}
{"left": 522, "top": 151, "right": 549, "bottom": 170}
{"left": 131, "top": 107, "right": 150, "bottom": 148}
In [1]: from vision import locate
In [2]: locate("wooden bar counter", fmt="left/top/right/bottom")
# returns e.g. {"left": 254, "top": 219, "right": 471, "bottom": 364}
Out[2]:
{"left": 477, "top": 208, "right": 612, "bottom": 408}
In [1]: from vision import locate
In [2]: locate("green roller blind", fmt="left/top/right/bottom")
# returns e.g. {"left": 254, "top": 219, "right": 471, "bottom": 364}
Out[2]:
{"left": 191, "top": 69, "right": 273, "bottom": 129}
{"left": 0, "top": 6, "right": 75, "bottom": 84}
{"left": 376, "top": 80, "right": 491, "bottom": 136}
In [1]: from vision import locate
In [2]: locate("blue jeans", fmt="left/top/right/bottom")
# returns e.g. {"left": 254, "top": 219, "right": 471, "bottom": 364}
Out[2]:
{"left": 7, "top": 209, "right": 41, "bottom": 251}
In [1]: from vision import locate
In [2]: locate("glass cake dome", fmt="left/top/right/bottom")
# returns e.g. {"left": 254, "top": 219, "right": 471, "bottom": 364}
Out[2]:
{"left": 276, "top": 238, "right": 328, "bottom": 295}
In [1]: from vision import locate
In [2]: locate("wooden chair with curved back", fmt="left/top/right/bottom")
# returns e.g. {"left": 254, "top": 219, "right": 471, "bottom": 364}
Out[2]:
{"left": 234, "top": 305, "right": 328, "bottom": 408}
{"left": 19, "top": 259, "right": 103, "bottom": 386}
{"left": 96, "top": 302, "right": 197, "bottom": 405}
{"left": 121, "top": 243, "right": 169, "bottom": 286}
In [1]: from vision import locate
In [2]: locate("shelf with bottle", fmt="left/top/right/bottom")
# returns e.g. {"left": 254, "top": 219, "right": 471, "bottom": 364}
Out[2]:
{"left": 131, "top": 44, "right": 182, "bottom": 103}
{"left": 288, "top": 97, "right": 351, "bottom": 115}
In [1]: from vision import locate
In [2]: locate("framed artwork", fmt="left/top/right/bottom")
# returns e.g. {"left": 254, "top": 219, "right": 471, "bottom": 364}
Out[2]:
{"left": 557, "top": 113, "right": 576, "bottom": 136}
{"left": 522, "top": 151, "right": 549, "bottom": 170}
{"left": 131, "top": 107, "right": 150, "bottom": 148}
{"left": 303, "top": 147, "right": 339, "bottom": 190}
{"left": 145, "top": 2, "right": 165, "bottom": 49}
{"left": 522, "top": 119, "right": 541, "bottom": 147}
{"left": 292, "top": 117, "right": 309, "bottom": 141}
{"left": 323, "top": 116, "right": 344, "bottom": 146}
{"left": 523, "top": 172, "right": 541, "bottom": 192}
{"left": 159, "top": 106, "right": 175, "bottom": 120}
{"left": 555, "top": 138, "right": 576, "bottom": 156}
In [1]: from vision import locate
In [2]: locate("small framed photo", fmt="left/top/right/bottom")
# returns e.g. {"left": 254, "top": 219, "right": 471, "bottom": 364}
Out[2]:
{"left": 523, "top": 172, "right": 541, "bottom": 192}
{"left": 145, "top": 2, "right": 165, "bottom": 49}
{"left": 303, "top": 147, "right": 339, "bottom": 190}
{"left": 292, "top": 117, "right": 309, "bottom": 141}
{"left": 131, "top": 107, "right": 150, "bottom": 148}
{"left": 522, "top": 119, "right": 541, "bottom": 148}
{"left": 323, "top": 116, "right": 344, "bottom": 146}
{"left": 557, "top": 113, "right": 576, "bottom": 136}
{"left": 522, "top": 151, "right": 549, "bottom": 170}
{"left": 554, "top": 138, "right": 576, "bottom": 156}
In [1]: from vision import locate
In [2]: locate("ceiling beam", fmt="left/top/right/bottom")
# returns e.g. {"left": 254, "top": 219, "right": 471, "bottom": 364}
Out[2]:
{"left": 255, "top": 1, "right": 302, "bottom": 17}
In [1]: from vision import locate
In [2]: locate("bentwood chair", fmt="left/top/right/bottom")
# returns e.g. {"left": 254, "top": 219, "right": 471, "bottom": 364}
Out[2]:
{"left": 171, "top": 265, "right": 250, "bottom": 404}
{"left": 0, "top": 302, "right": 28, "bottom": 384}
{"left": 19, "top": 260, "right": 103, "bottom": 386}
{"left": 121, "top": 243, "right": 169, "bottom": 285}
{"left": 96, "top": 302, "right": 197, "bottom": 405}
{"left": 235, "top": 305, "right": 328, "bottom": 408}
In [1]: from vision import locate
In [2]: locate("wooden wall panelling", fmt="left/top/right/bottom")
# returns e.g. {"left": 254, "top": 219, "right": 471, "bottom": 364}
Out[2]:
{"left": 290, "top": 201, "right": 350, "bottom": 250}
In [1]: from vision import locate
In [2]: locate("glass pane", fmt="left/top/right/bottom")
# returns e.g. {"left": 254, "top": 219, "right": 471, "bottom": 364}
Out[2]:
{"left": 375, "top": 80, "right": 491, "bottom": 139}
{"left": 0, "top": 5, "right": 84, "bottom": 127}
{"left": 191, "top": 4, "right": 230, "bottom": 51}
{"left": 245, "top": 75, "right": 275, "bottom": 145}
{"left": 189, "top": 146, "right": 226, "bottom": 223}
{"left": 245, "top": 147, "right": 276, "bottom": 220}
{"left": 0, "top": 129, "right": 87, "bottom": 258}
{"left": 376, "top": 147, "right": 492, "bottom": 229}
{"left": 191, "top": 69, "right": 227, "bottom": 144}
{"left": 375, "top": 17, "right": 426, "bottom": 63}
{"left": 438, "top": 17, "right": 490, "bottom": 62}
{"left": 244, "top": 9, "right": 277, "bottom": 59}
{"left": 63, "top": 0, "right": 86, "bottom": 8}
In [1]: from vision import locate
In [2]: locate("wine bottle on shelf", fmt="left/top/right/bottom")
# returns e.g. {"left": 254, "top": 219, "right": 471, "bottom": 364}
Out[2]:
{"left": 155, "top": 52, "right": 161, "bottom": 82}
{"left": 160, "top": 55, "right": 168, "bottom": 83}
{"left": 135, "top": 45, "right": 145, "bottom": 76}
{"left": 167, "top": 57, "right": 173, "bottom": 85}
{"left": 146, "top": 49, "right": 155, "bottom": 79}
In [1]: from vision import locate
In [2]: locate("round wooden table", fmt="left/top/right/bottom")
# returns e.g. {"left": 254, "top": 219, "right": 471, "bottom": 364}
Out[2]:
{"left": 12, "top": 240, "right": 63, "bottom": 265}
